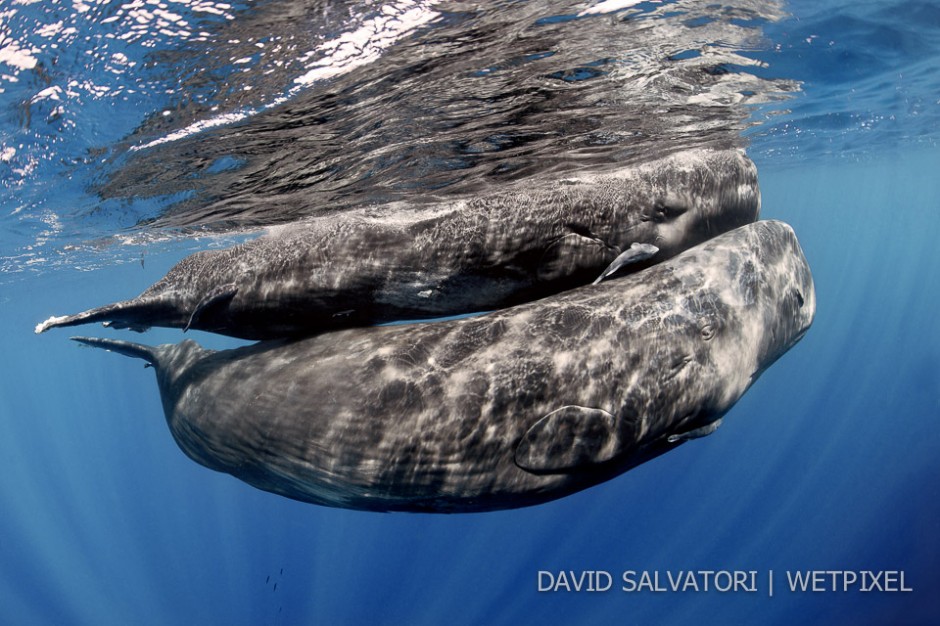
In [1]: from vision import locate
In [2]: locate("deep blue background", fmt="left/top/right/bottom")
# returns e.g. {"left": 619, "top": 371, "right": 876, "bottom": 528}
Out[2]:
{"left": 3, "top": 147, "right": 937, "bottom": 626}
{"left": 2, "top": 0, "right": 939, "bottom": 624}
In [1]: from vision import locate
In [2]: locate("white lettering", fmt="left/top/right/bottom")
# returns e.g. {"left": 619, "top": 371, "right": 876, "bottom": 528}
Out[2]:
{"left": 785, "top": 570, "right": 912, "bottom": 593}
{"left": 698, "top": 571, "right": 714, "bottom": 592}
{"left": 538, "top": 570, "right": 613, "bottom": 592}
{"left": 714, "top": 571, "right": 732, "bottom": 592}
{"left": 863, "top": 570, "right": 884, "bottom": 592}
{"left": 637, "top": 571, "right": 666, "bottom": 592}
{"left": 787, "top": 570, "right": 812, "bottom": 592}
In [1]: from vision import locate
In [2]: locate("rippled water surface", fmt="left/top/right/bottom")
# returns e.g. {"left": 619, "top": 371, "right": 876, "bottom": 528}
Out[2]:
{"left": 1, "top": 1, "right": 938, "bottom": 624}
{"left": 4, "top": 0, "right": 800, "bottom": 268}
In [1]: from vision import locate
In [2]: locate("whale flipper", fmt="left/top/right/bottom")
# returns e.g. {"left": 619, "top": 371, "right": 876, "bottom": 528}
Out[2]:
{"left": 515, "top": 406, "right": 622, "bottom": 473}
{"left": 667, "top": 418, "right": 723, "bottom": 443}
{"left": 592, "top": 243, "right": 659, "bottom": 285}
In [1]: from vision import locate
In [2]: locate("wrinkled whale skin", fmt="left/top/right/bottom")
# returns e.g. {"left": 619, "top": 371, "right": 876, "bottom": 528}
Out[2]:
{"left": 43, "top": 149, "right": 759, "bottom": 340}
{"left": 74, "top": 220, "right": 814, "bottom": 513}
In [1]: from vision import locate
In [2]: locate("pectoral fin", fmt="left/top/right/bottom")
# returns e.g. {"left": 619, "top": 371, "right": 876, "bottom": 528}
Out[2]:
{"left": 515, "top": 406, "right": 623, "bottom": 473}
{"left": 592, "top": 243, "right": 659, "bottom": 285}
{"left": 184, "top": 285, "right": 238, "bottom": 332}
{"left": 537, "top": 233, "right": 612, "bottom": 282}
{"left": 667, "top": 418, "right": 723, "bottom": 443}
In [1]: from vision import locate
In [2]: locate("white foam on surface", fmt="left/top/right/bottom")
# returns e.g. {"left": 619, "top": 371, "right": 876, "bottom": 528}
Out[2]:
{"left": 294, "top": 1, "right": 439, "bottom": 86}
{"left": 578, "top": 0, "right": 659, "bottom": 17}
{"left": 136, "top": 1, "right": 440, "bottom": 150}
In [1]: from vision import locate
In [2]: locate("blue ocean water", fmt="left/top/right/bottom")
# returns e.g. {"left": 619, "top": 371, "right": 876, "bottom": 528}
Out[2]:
{"left": 2, "top": 1, "right": 938, "bottom": 624}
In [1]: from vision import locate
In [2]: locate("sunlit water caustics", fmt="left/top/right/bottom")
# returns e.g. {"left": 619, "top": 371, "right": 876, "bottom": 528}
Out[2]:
{"left": 1, "top": 0, "right": 939, "bottom": 624}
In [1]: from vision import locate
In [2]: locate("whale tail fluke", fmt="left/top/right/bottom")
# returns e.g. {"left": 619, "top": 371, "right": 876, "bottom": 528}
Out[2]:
{"left": 34, "top": 298, "right": 171, "bottom": 335}
{"left": 71, "top": 336, "right": 159, "bottom": 365}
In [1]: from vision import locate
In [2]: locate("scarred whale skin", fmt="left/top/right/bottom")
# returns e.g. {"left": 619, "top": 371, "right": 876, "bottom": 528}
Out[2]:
{"left": 41, "top": 149, "right": 759, "bottom": 340}
{"left": 72, "top": 220, "right": 814, "bottom": 513}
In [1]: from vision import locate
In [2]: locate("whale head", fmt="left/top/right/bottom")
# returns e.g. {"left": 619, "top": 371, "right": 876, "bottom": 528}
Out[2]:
{"left": 748, "top": 220, "right": 816, "bottom": 378}
{"left": 644, "top": 149, "right": 761, "bottom": 260}
{"left": 696, "top": 219, "right": 815, "bottom": 414}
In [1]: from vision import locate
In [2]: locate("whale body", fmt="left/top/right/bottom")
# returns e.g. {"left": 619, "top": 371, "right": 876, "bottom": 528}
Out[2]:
{"left": 41, "top": 149, "right": 759, "bottom": 340}
{"left": 73, "top": 220, "right": 814, "bottom": 513}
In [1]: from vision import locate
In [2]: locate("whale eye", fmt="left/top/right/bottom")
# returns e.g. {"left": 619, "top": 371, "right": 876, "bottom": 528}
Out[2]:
{"left": 649, "top": 204, "right": 688, "bottom": 223}
{"left": 699, "top": 323, "right": 715, "bottom": 341}
{"left": 795, "top": 290, "right": 805, "bottom": 308}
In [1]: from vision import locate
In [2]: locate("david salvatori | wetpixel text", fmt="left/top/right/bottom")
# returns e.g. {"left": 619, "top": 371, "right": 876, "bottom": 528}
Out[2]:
{"left": 537, "top": 569, "right": 913, "bottom": 595}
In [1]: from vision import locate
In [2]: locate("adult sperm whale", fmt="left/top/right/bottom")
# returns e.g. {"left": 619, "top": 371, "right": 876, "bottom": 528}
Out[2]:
{"left": 40, "top": 149, "right": 759, "bottom": 340}
{"left": 72, "top": 220, "right": 814, "bottom": 513}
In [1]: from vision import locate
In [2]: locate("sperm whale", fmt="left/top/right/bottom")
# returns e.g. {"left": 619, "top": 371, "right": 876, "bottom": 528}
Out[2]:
{"left": 40, "top": 149, "right": 759, "bottom": 340}
{"left": 73, "top": 220, "right": 814, "bottom": 513}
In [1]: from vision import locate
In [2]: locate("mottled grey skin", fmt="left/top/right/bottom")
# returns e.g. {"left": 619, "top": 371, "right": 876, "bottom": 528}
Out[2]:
{"left": 41, "top": 149, "right": 759, "bottom": 340}
{"left": 73, "top": 221, "right": 814, "bottom": 513}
